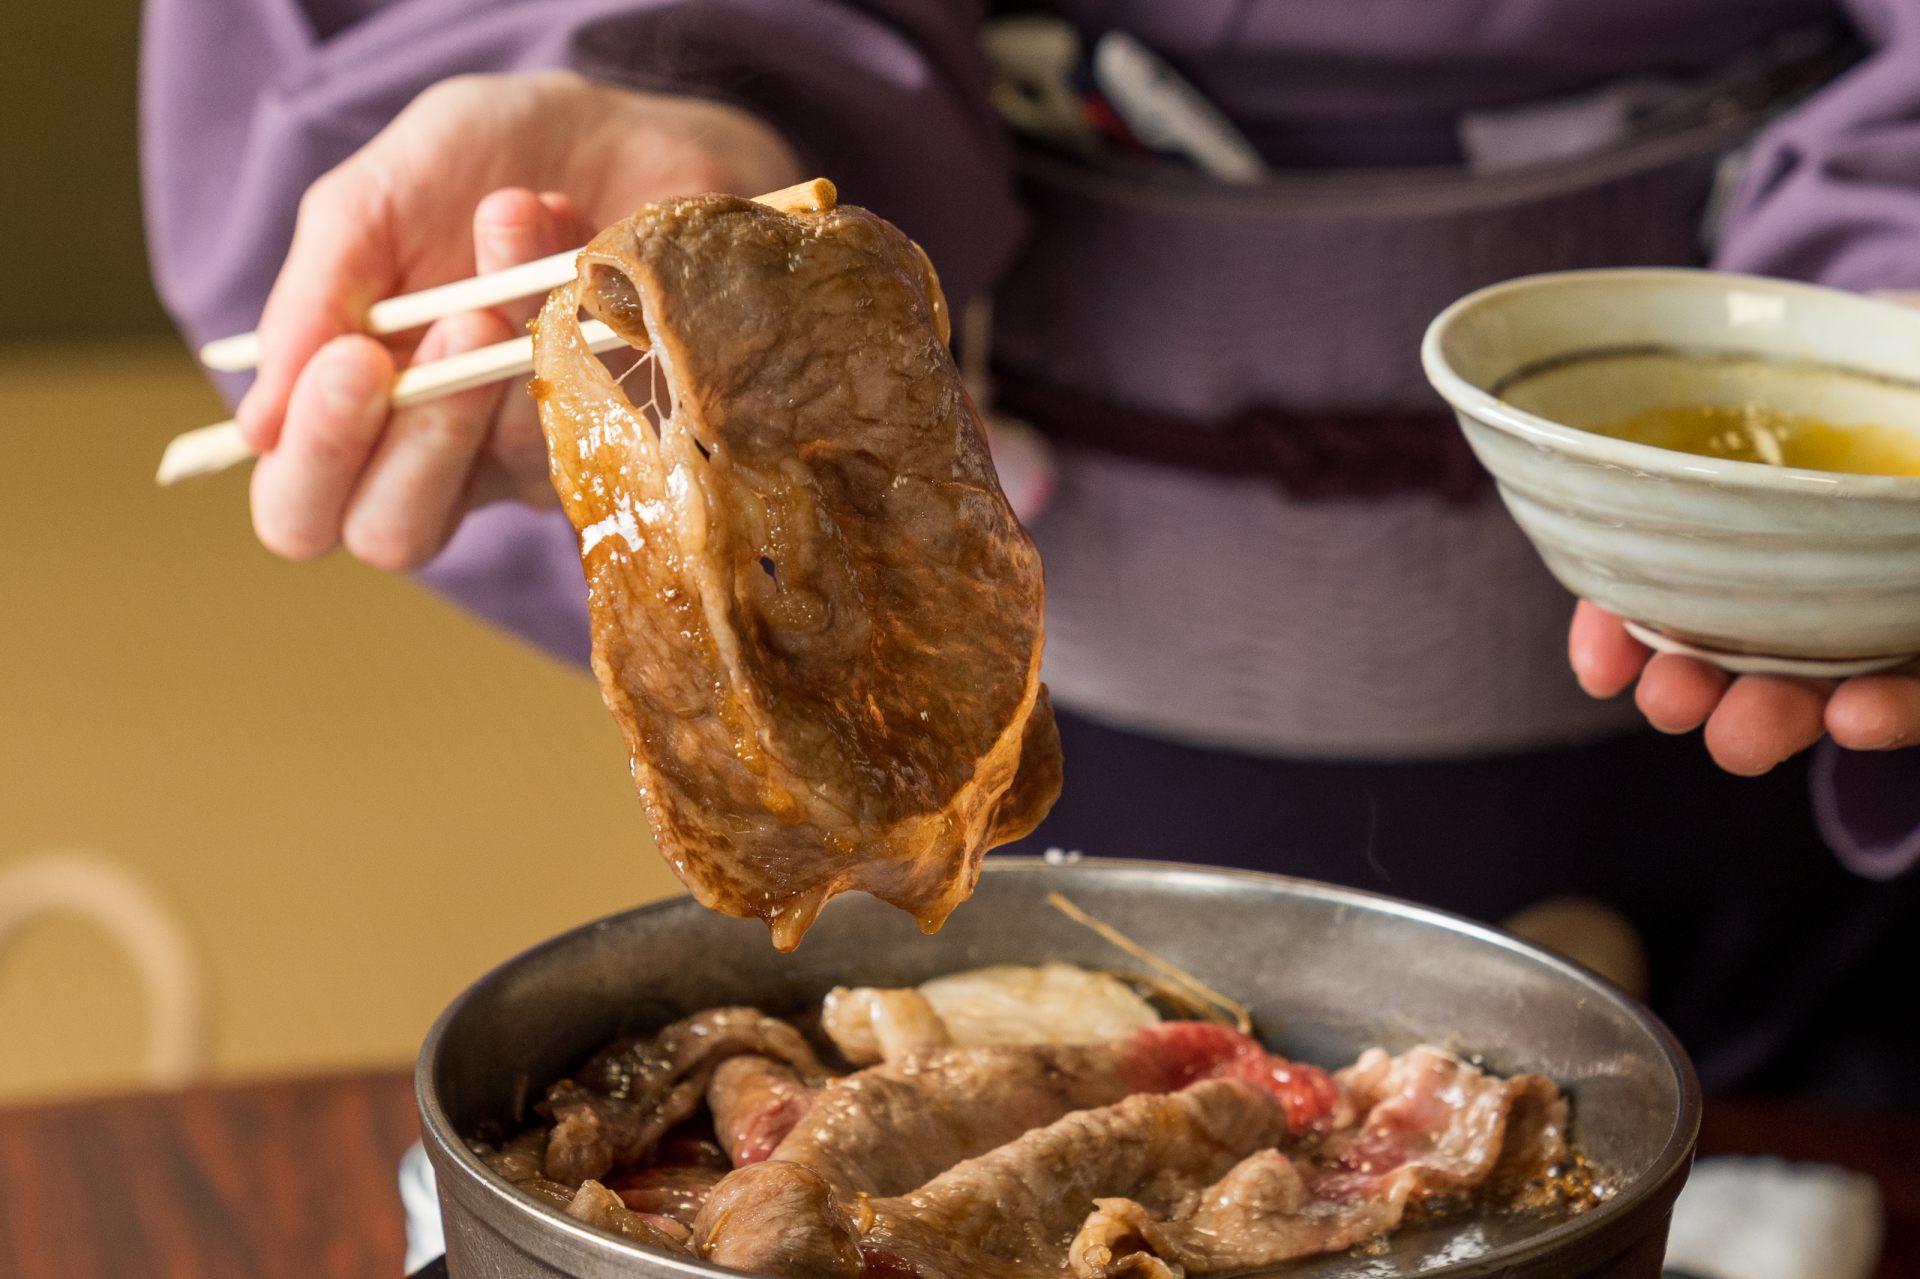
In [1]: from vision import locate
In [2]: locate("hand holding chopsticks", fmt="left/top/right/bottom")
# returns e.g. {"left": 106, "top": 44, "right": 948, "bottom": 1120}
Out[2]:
{"left": 157, "top": 178, "right": 835, "bottom": 487}
{"left": 158, "top": 320, "right": 630, "bottom": 486}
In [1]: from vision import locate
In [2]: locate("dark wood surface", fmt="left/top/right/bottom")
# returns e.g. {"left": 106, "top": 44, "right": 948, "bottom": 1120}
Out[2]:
{"left": 0, "top": 1072, "right": 420, "bottom": 1279}
{"left": 0, "top": 1072, "right": 1914, "bottom": 1278}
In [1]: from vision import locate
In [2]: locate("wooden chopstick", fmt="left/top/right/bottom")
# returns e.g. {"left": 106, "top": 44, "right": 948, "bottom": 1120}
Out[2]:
{"left": 197, "top": 250, "right": 582, "bottom": 373}
{"left": 156, "top": 321, "right": 631, "bottom": 485}
{"left": 159, "top": 179, "right": 836, "bottom": 486}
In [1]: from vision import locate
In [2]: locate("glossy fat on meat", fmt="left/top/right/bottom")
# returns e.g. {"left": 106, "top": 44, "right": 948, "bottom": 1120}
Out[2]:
{"left": 818, "top": 986, "right": 953, "bottom": 1065}
{"left": 915, "top": 964, "right": 1161, "bottom": 1048}
{"left": 531, "top": 193, "right": 1060, "bottom": 950}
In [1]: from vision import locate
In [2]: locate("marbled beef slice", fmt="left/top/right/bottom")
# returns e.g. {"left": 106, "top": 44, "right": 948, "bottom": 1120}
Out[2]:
{"left": 531, "top": 191, "right": 1058, "bottom": 951}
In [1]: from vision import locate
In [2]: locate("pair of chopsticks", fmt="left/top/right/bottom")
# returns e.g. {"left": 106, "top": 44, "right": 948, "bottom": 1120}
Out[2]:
{"left": 156, "top": 178, "right": 837, "bottom": 486}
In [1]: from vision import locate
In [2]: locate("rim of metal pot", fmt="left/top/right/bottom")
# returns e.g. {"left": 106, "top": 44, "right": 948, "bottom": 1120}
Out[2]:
{"left": 417, "top": 857, "right": 1703, "bottom": 1276}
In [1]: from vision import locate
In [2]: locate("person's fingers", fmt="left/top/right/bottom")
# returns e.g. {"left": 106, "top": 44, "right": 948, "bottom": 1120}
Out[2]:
{"left": 341, "top": 310, "right": 514, "bottom": 571}
{"left": 1826, "top": 663, "right": 1920, "bottom": 751}
{"left": 1634, "top": 653, "right": 1731, "bottom": 734}
{"left": 538, "top": 191, "right": 592, "bottom": 248}
{"left": 467, "top": 440, "right": 560, "bottom": 510}
{"left": 470, "top": 376, "right": 559, "bottom": 509}
{"left": 237, "top": 171, "right": 397, "bottom": 453}
{"left": 1568, "top": 601, "right": 1650, "bottom": 698}
{"left": 1703, "top": 675, "right": 1835, "bottom": 776}
{"left": 472, "top": 188, "right": 573, "bottom": 332}
{"left": 250, "top": 335, "right": 396, "bottom": 560}
{"left": 468, "top": 187, "right": 585, "bottom": 508}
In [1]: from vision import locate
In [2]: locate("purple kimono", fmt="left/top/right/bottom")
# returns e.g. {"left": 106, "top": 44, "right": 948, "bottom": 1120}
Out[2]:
{"left": 143, "top": 0, "right": 1920, "bottom": 1098}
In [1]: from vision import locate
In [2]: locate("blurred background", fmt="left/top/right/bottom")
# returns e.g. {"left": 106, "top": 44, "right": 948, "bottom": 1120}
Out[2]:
{"left": 0, "top": 0, "right": 678, "bottom": 1104}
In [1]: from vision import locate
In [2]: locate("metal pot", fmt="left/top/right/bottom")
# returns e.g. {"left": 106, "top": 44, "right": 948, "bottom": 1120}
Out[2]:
{"left": 417, "top": 858, "right": 1699, "bottom": 1277}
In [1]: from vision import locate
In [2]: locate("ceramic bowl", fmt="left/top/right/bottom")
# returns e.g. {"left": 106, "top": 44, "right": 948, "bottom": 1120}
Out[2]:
{"left": 1422, "top": 268, "right": 1920, "bottom": 672}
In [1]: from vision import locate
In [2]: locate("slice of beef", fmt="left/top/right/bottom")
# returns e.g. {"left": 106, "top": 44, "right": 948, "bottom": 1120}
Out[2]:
{"left": 542, "top": 1008, "right": 827, "bottom": 1184}
{"left": 710, "top": 1055, "right": 816, "bottom": 1165}
{"left": 874, "top": 1080, "right": 1290, "bottom": 1271}
{"left": 476, "top": 1126, "right": 549, "bottom": 1185}
{"left": 476, "top": 1128, "right": 578, "bottom": 1212}
{"left": 1317, "top": 1045, "right": 1568, "bottom": 1195}
{"left": 1069, "top": 1047, "right": 1571, "bottom": 1278}
{"left": 693, "top": 1160, "right": 866, "bottom": 1277}
{"left": 563, "top": 1179, "right": 692, "bottom": 1252}
{"left": 766, "top": 1042, "right": 1154, "bottom": 1198}
{"left": 697, "top": 1080, "right": 1289, "bottom": 1279}
{"left": 531, "top": 190, "right": 1058, "bottom": 951}
{"left": 1069, "top": 1150, "right": 1392, "bottom": 1278}
{"left": 755, "top": 1023, "right": 1335, "bottom": 1200}
{"left": 685, "top": 1024, "right": 1337, "bottom": 1278}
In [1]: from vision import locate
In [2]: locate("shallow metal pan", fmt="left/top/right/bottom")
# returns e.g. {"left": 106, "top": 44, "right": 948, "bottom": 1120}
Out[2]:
{"left": 418, "top": 857, "right": 1699, "bottom": 1277}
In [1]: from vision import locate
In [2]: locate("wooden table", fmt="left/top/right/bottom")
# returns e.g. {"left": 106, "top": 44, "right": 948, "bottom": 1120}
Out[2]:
{"left": 0, "top": 1073, "right": 419, "bottom": 1279}
{"left": 0, "top": 1073, "right": 1913, "bottom": 1278}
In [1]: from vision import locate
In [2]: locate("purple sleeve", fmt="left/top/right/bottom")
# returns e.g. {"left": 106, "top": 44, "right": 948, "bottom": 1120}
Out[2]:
{"left": 1712, "top": 0, "right": 1920, "bottom": 291}
{"left": 1710, "top": 0, "right": 1920, "bottom": 879}
{"left": 140, "top": 0, "right": 1019, "bottom": 663}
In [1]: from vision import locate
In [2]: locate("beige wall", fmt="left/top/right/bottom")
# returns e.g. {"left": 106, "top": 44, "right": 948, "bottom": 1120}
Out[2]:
{"left": 0, "top": 342, "right": 680, "bottom": 1102}
{"left": 0, "top": 0, "right": 685, "bottom": 1104}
